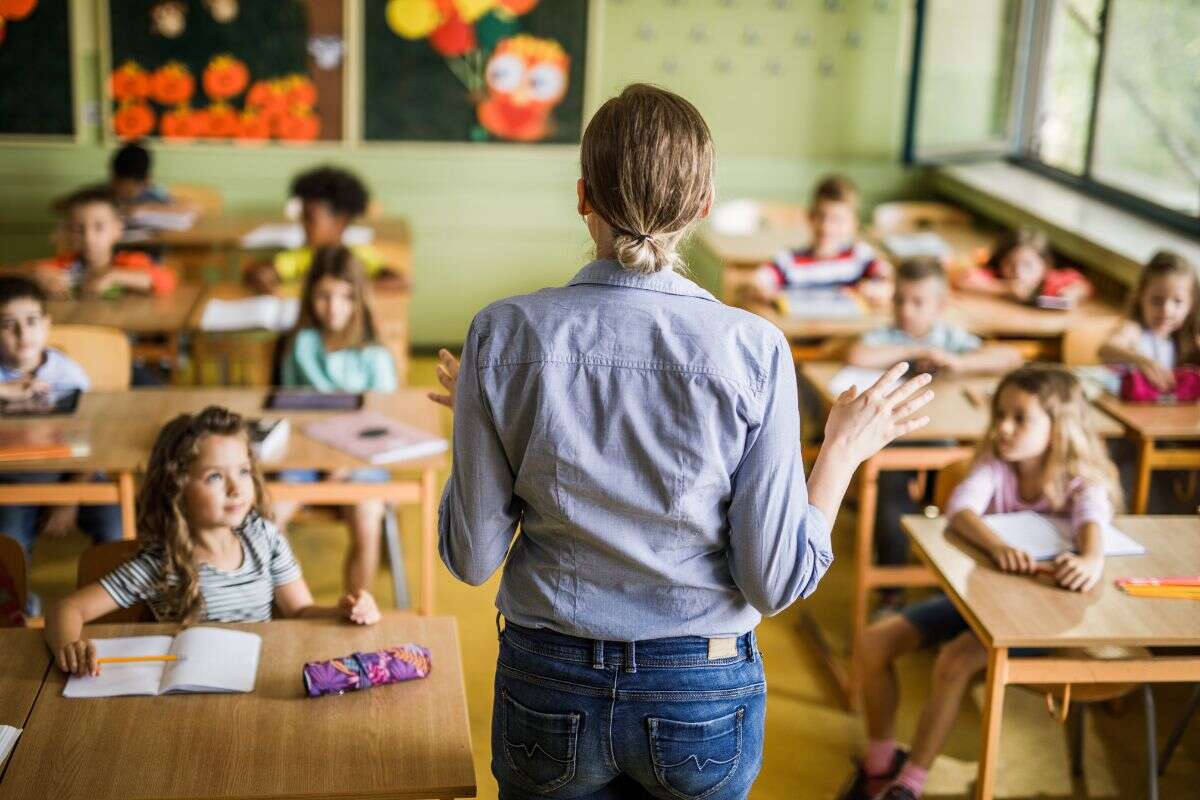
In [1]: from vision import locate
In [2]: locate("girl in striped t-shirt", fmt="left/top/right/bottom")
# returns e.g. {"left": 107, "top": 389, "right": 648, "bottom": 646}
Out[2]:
{"left": 45, "top": 406, "right": 380, "bottom": 677}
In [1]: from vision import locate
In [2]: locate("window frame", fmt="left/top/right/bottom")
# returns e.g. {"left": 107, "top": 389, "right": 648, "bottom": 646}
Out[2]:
{"left": 905, "top": 0, "right": 1200, "bottom": 239}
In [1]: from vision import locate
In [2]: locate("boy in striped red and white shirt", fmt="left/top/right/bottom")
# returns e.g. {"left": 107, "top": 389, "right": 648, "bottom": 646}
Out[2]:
{"left": 753, "top": 174, "right": 893, "bottom": 306}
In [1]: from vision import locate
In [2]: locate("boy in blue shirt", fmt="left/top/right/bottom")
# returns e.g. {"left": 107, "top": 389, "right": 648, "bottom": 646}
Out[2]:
{"left": 0, "top": 276, "right": 123, "bottom": 616}
{"left": 846, "top": 258, "right": 1020, "bottom": 609}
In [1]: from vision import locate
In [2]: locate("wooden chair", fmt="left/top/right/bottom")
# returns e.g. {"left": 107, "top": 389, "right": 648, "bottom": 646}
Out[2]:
{"left": 0, "top": 533, "right": 26, "bottom": 625}
{"left": 872, "top": 201, "right": 972, "bottom": 234}
{"left": 77, "top": 540, "right": 148, "bottom": 623}
{"left": 933, "top": 459, "right": 1161, "bottom": 798}
{"left": 47, "top": 325, "right": 131, "bottom": 391}
{"left": 165, "top": 183, "right": 223, "bottom": 216}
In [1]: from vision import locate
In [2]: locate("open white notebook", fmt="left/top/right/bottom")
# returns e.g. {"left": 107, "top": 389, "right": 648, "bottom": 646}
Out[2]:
{"left": 64, "top": 627, "right": 261, "bottom": 698}
{"left": 827, "top": 366, "right": 889, "bottom": 397}
{"left": 0, "top": 725, "right": 19, "bottom": 767}
{"left": 240, "top": 223, "right": 374, "bottom": 250}
{"left": 983, "top": 511, "right": 1147, "bottom": 561}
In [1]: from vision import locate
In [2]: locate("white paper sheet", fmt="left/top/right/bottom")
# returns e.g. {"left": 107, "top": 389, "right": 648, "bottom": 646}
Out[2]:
{"left": 982, "top": 511, "right": 1147, "bottom": 561}
{"left": 128, "top": 208, "right": 198, "bottom": 231}
{"left": 0, "top": 725, "right": 20, "bottom": 767}
{"left": 827, "top": 366, "right": 886, "bottom": 397}
{"left": 199, "top": 295, "right": 300, "bottom": 332}
{"left": 883, "top": 232, "right": 952, "bottom": 260}
{"left": 239, "top": 223, "right": 374, "bottom": 249}
{"left": 782, "top": 287, "right": 865, "bottom": 319}
{"left": 63, "top": 635, "right": 173, "bottom": 698}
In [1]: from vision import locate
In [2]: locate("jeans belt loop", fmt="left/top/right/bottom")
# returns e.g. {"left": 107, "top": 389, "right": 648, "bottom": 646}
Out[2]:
{"left": 624, "top": 640, "right": 637, "bottom": 674}
{"left": 592, "top": 639, "right": 604, "bottom": 670}
{"left": 495, "top": 611, "right": 504, "bottom": 639}
{"left": 747, "top": 630, "right": 760, "bottom": 663}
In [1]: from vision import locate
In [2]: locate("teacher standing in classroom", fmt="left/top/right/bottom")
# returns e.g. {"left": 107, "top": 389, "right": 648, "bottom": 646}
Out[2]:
{"left": 431, "top": 84, "right": 934, "bottom": 800}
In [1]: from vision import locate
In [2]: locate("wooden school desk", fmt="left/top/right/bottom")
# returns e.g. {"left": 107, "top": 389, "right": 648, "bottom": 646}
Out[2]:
{"left": 902, "top": 515, "right": 1200, "bottom": 800}
{"left": 0, "top": 614, "right": 476, "bottom": 800}
{"left": 0, "top": 629, "right": 50, "bottom": 739}
{"left": 186, "top": 283, "right": 411, "bottom": 386}
{"left": 0, "top": 389, "right": 446, "bottom": 614}
{"left": 798, "top": 362, "right": 1124, "bottom": 709}
{"left": 1095, "top": 394, "right": 1200, "bottom": 514}
{"left": 47, "top": 282, "right": 204, "bottom": 373}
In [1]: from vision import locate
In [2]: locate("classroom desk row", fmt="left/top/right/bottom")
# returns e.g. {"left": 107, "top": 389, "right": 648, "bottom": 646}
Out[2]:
{"left": 797, "top": 363, "right": 1200, "bottom": 709}
{"left": 0, "top": 388, "right": 446, "bottom": 614}
{"left": 0, "top": 613, "right": 477, "bottom": 800}
{"left": 904, "top": 514, "right": 1200, "bottom": 800}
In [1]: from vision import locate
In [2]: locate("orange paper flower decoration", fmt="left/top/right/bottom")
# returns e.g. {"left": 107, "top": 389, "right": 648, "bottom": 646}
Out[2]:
{"left": 160, "top": 107, "right": 206, "bottom": 140}
{"left": 281, "top": 75, "right": 317, "bottom": 108}
{"left": 202, "top": 55, "right": 249, "bottom": 101}
{"left": 0, "top": 0, "right": 38, "bottom": 21}
{"left": 113, "top": 102, "right": 155, "bottom": 139}
{"left": 150, "top": 62, "right": 194, "bottom": 106}
{"left": 237, "top": 111, "right": 271, "bottom": 141}
{"left": 246, "top": 80, "right": 286, "bottom": 118}
{"left": 275, "top": 108, "right": 320, "bottom": 141}
{"left": 110, "top": 61, "right": 150, "bottom": 102}
{"left": 203, "top": 103, "right": 241, "bottom": 138}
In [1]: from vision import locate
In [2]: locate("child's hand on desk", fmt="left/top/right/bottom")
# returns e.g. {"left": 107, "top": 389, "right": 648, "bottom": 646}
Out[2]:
{"left": 989, "top": 545, "right": 1039, "bottom": 575}
{"left": 243, "top": 261, "right": 281, "bottom": 296}
{"left": 0, "top": 377, "right": 48, "bottom": 401}
{"left": 1052, "top": 552, "right": 1103, "bottom": 592}
{"left": 1140, "top": 359, "right": 1176, "bottom": 392}
{"left": 34, "top": 267, "right": 72, "bottom": 300}
{"left": 55, "top": 638, "right": 99, "bottom": 677}
{"left": 922, "top": 349, "right": 963, "bottom": 374}
{"left": 428, "top": 349, "right": 460, "bottom": 409}
{"left": 340, "top": 589, "right": 381, "bottom": 625}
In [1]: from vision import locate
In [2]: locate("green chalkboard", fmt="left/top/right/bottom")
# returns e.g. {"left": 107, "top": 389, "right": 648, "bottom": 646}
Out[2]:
{"left": 0, "top": 0, "right": 74, "bottom": 137}
{"left": 107, "top": 0, "right": 342, "bottom": 142}
{"left": 364, "top": 0, "right": 587, "bottom": 143}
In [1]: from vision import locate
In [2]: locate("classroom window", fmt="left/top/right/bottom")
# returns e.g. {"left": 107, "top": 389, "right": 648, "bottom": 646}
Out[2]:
{"left": 906, "top": 0, "right": 1200, "bottom": 234}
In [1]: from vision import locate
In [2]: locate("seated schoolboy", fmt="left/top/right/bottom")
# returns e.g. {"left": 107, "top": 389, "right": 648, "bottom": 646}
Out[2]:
{"left": 952, "top": 228, "right": 1091, "bottom": 307}
{"left": 848, "top": 257, "right": 1023, "bottom": 375}
{"left": 109, "top": 141, "right": 192, "bottom": 216}
{"left": 751, "top": 174, "right": 893, "bottom": 306}
{"left": 244, "top": 166, "right": 408, "bottom": 294}
{"left": 36, "top": 185, "right": 178, "bottom": 300}
{"left": 0, "top": 276, "right": 123, "bottom": 617}
{"left": 847, "top": 258, "right": 1021, "bottom": 605}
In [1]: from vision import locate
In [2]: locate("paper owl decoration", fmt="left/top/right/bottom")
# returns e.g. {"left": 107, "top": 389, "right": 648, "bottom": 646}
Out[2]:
{"left": 477, "top": 35, "right": 568, "bottom": 142}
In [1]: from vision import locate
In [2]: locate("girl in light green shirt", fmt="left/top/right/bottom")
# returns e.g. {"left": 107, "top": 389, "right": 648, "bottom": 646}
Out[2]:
{"left": 276, "top": 246, "right": 396, "bottom": 596}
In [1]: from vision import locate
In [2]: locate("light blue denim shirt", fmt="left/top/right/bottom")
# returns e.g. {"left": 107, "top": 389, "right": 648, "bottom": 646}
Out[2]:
{"left": 439, "top": 259, "right": 832, "bottom": 640}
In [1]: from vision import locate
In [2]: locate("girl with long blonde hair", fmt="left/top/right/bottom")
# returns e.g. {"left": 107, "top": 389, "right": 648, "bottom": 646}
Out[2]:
{"left": 45, "top": 406, "right": 379, "bottom": 677}
{"left": 846, "top": 365, "right": 1121, "bottom": 800}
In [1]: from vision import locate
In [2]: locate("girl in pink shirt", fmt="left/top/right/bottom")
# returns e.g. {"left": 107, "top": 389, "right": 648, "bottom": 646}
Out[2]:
{"left": 839, "top": 365, "right": 1122, "bottom": 800}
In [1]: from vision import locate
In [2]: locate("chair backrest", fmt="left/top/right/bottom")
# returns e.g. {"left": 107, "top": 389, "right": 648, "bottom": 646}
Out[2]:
{"left": 872, "top": 201, "right": 973, "bottom": 234}
{"left": 47, "top": 325, "right": 131, "bottom": 391}
{"left": 165, "top": 183, "right": 224, "bottom": 216}
{"left": 933, "top": 457, "right": 975, "bottom": 513}
{"left": 0, "top": 533, "right": 26, "bottom": 625}
{"left": 77, "top": 539, "right": 148, "bottom": 623}
{"left": 1062, "top": 318, "right": 1117, "bottom": 366}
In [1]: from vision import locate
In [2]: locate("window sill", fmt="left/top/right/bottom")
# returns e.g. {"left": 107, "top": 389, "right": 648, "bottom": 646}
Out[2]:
{"left": 931, "top": 161, "right": 1200, "bottom": 286}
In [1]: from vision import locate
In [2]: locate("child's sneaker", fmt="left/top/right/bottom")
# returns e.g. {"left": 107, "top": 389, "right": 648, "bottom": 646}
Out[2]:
{"left": 835, "top": 749, "right": 908, "bottom": 800}
{"left": 875, "top": 786, "right": 918, "bottom": 800}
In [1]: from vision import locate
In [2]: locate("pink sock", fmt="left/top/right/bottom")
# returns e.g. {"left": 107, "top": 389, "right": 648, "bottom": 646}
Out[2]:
{"left": 893, "top": 764, "right": 929, "bottom": 797}
{"left": 864, "top": 739, "right": 898, "bottom": 776}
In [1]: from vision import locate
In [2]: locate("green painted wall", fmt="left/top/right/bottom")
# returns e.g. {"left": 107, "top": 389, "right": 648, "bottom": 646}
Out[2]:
{"left": 0, "top": 0, "right": 923, "bottom": 347}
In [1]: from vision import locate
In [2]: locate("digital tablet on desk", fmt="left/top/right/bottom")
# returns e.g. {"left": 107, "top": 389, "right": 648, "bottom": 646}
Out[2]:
{"left": 264, "top": 390, "right": 364, "bottom": 411}
{"left": 1, "top": 388, "right": 82, "bottom": 417}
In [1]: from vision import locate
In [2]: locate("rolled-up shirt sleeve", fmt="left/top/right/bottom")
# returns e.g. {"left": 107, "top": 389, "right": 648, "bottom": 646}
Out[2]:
{"left": 438, "top": 318, "right": 522, "bottom": 586}
{"left": 726, "top": 333, "right": 833, "bottom": 616}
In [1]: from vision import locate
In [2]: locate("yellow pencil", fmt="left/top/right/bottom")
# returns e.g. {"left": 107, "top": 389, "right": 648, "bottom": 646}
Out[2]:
{"left": 96, "top": 655, "right": 182, "bottom": 665}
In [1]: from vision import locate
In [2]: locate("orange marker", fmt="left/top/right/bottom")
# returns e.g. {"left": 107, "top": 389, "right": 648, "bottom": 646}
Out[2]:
{"left": 96, "top": 655, "right": 182, "bottom": 665}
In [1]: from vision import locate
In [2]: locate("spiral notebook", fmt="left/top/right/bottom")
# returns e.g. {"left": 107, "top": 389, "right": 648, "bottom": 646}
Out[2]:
{"left": 983, "top": 511, "right": 1146, "bottom": 561}
{"left": 63, "top": 627, "right": 261, "bottom": 698}
{"left": 303, "top": 411, "right": 448, "bottom": 465}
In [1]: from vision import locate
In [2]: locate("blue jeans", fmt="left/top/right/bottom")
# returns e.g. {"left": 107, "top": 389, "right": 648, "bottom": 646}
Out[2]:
{"left": 0, "top": 473, "right": 123, "bottom": 557}
{"left": 493, "top": 622, "right": 767, "bottom": 800}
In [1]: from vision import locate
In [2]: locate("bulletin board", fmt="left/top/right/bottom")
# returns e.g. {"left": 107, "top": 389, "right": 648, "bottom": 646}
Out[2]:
{"left": 363, "top": 0, "right": 589, "bottom": 144}
{"left": 104, "top": 0, "right": 345, "bottom": 143}
{"left": 0, "top": 0, "right": 76, "bottom": 138}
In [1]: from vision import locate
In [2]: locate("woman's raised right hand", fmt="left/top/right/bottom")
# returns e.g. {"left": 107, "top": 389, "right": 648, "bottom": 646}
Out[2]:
{"left": 823, "top": 363, "right": 934, "bottom": 466}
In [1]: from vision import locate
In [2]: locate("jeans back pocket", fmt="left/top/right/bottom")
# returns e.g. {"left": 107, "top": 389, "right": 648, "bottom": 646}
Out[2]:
{"left": 499, "top": 689, "right": 580, "bottom": 793}
{"left": 648, "top": 707, "right": 744, "bottom": 800}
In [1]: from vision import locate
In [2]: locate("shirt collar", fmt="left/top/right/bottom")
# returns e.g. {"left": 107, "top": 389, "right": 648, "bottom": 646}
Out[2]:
{"left": 566, "top": 259, "right": 718, "bottom": 303}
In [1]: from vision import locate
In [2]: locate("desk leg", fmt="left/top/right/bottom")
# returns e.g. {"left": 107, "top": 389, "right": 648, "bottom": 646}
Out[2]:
{"left": 976, "top": 647, "right": 1008, "bottom": 800}
{"left": 1134, "top": 434, "right": 1155, "bottom": 515}
{"left": 118, "top": 472, "right": 136, "bottom": 540}
{"left": 849, "top": 457, "right": 880, "bottom": 712}
{"left": 420, "top": 467, "right": 437, "bottom": 616}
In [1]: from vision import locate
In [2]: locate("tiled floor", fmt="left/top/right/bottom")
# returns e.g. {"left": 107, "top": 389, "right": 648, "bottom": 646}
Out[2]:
{"left": 25, "top": 357, "right": 1200, "bottom": 798}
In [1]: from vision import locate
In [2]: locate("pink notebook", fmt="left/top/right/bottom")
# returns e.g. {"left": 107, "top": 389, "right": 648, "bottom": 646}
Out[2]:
{"left": 302, "top": 411, "right": 447, "bottom": 465}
